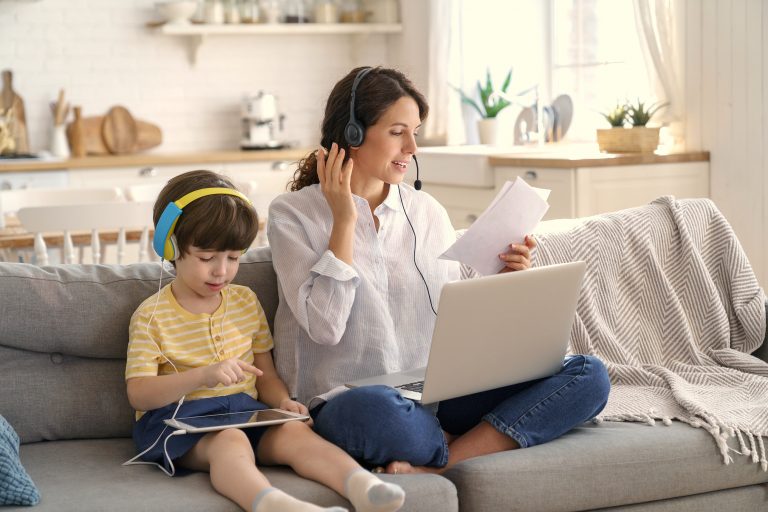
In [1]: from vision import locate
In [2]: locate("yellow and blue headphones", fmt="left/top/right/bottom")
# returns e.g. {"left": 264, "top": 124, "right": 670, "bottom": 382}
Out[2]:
{"left": 152, "top": 187, "right": 252, "bottom": 261}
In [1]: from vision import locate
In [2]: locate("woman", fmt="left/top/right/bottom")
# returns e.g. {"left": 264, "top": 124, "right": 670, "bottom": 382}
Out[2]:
{"left": 267, "top": 66, "right": 610, "bottom": 474}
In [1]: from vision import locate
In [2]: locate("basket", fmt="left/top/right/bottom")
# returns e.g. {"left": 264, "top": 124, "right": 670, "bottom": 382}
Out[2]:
{"left": 596, "top": 126, "right": 660, "bottom": 153}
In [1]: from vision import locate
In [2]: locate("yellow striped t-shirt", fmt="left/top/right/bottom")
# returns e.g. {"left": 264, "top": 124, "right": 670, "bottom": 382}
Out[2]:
{"left": 126, "top": 283, "right": 274, "bottom": 416}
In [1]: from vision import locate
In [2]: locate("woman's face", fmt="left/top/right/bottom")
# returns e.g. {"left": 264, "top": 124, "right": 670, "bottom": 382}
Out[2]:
{"left": 350, "top": 95, "right": 421, "bottom": 188}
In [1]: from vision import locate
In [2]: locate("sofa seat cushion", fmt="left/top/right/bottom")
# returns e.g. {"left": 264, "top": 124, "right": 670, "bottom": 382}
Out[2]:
{"left": 9, "top": 438, "right": 457, "bottom": 512}
{"left": 444, "top": 421, "right": 768, "bottom": 512}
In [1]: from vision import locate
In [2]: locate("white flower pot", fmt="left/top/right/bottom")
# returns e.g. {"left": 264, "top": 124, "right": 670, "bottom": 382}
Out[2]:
{"left": 477, "top": 118, "right": 498, "bottom": 145}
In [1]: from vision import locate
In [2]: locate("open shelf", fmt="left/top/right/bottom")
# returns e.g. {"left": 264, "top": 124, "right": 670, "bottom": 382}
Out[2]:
{"left": 156, "top": 22, "right": 402, "bottom": 64}
{"left": 160, "top": 22, "right": 402, "bottom": 36}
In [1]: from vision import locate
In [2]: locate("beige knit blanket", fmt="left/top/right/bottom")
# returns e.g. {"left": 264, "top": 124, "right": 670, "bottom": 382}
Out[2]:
{"left": 533, "top": 197, "right": 768, "bottom": 470}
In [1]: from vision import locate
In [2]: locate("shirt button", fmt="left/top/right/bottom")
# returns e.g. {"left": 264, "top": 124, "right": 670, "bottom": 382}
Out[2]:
{"left": 215, "top": 335, "right": 221, "bottom": 341}
{"left": 219, "top": 349, "right": 224, "bottom": 355}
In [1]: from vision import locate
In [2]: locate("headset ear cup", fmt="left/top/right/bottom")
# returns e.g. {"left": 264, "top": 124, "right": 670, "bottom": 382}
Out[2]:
{"left": 168, "top": 234, "right": 179, "bottom": 261}
{"left": 344, "top": 121, "right": 364, "bottom": 147}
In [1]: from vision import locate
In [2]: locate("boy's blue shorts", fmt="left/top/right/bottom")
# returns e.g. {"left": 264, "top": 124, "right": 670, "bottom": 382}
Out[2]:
{"left": 133, "top": 392, "right": 270, "bottom": 475}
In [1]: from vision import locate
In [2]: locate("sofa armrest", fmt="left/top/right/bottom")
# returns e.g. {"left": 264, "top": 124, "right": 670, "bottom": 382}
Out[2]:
{"left": 751, "top": 298, "right": 768, "bottom": 364}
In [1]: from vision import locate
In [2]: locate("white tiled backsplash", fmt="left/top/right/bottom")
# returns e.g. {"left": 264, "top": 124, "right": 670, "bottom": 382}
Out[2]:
{"left": 0, "top": 0, "right": 391, "bottom": 153}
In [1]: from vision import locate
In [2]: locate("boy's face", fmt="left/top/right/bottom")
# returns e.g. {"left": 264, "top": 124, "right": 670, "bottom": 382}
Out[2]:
{"left": 173, "top": 246, "right": 242, "bottom": 300}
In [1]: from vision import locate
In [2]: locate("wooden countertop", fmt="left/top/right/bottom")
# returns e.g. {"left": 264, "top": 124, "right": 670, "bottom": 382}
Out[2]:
{"left": 488, "top": 150, "right": 710, "bottom": 168}
{"left": 0, "top": 148, "right": 312, "bottom": 173}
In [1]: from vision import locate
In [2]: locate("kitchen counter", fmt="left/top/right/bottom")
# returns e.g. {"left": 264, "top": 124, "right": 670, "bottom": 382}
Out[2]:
{"left": 0, "top": 148, "right": 311, "bottom": 173}
{"left": 414, "top": 144, "right": 711, "bottom": 228}
{"left": 488, "top": 149, "right": 710, "bottom": 168}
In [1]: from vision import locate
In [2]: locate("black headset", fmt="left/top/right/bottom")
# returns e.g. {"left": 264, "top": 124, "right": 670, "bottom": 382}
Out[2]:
{"left": 344, "top": 67, "right": 373, "bottom": 147}
{"left": 344, "top": 66, "right": 422, "bottom": 190}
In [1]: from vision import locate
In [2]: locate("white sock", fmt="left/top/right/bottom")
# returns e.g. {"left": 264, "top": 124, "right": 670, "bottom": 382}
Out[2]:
{"left": 252, "top": 488, "right": 348, "bottom": 512}
{"left": 345, "top": 469, "right": 405, "bottom": 512}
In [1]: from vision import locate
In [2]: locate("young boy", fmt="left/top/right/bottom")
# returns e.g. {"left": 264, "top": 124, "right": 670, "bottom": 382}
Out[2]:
{"left": 125, "top": 170, "right": 405, "bottom": 512}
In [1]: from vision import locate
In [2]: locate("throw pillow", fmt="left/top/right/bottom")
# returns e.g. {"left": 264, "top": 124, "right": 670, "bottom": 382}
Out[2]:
{"left": 0, "top": 415, "right": 40, "bottom": 506}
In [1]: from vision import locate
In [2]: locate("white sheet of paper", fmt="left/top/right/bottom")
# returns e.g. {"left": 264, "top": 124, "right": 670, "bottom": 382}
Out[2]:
{"left": 440, "top": 178, "right": 550, "bottom": 276}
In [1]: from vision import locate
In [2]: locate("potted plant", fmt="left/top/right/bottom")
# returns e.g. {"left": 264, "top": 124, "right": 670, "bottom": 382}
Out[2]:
{"left": 596, "top": 99, "right": 668, "bottom": 153}
{"left": 453, "top": 68, "right": 518, "bottom": 145}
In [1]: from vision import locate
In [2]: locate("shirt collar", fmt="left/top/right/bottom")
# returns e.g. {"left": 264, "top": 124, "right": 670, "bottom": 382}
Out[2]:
{"left": 379, "top": 183, "right": 405, "bottom": 212}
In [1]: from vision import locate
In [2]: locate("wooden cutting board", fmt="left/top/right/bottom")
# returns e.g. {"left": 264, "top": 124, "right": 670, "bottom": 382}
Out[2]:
{"left": 0, "top": 70, "right": 30, "bottom": 153}
{"left": 102, "top": 106, "right": 138, "bottom": 154}
{"left": 72, "top": 111, "right": 162, "bottom": 155}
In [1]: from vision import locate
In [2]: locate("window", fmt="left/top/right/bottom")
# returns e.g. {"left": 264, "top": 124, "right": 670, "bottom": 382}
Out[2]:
{"left": 454, "top": 0, "right": 652, "bottom": 143}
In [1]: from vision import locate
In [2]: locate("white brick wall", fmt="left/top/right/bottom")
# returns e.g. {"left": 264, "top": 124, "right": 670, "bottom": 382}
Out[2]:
{"left": 0, "top": 0, "right": 392, "bottom": 153}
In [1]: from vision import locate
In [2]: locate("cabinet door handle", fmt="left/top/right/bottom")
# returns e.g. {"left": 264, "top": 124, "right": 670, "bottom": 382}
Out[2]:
{"left": 271, "top": 161, "right": 289, "bottom": 171}
{"left": 524, "top": 170, "right": 538, "bottom": 180}
{"left": 138, "top": 167, "right": 157, "bottom": 177}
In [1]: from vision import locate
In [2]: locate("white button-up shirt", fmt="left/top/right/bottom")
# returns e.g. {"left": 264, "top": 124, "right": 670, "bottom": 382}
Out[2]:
{"left": 267, "top": 183, "right": 474, "bottom": 406}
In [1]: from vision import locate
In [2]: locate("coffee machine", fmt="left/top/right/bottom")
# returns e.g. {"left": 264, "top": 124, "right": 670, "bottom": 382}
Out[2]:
{"left": 240, "top": 91, "right": 286, "bottom": 150}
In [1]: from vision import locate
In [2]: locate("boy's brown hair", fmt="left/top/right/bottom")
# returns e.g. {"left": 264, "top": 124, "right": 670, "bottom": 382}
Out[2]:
{"left": 153, "top": 170, "right": 258, "bottom": 262}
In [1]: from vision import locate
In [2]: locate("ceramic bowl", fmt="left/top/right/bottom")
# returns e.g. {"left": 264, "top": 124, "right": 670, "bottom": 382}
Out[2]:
{"left": 155, "top": 0, "right": 197, "bottom": 25}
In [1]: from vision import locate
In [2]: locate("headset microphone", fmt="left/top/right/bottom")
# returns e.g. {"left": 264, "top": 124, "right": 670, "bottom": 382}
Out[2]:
{"left": 413, "top": 155, "right": 422, "bottom": 191}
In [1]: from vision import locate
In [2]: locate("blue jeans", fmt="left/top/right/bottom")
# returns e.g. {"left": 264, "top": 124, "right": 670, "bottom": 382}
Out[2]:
{"left": 311, "top": 355, "right": 610, "bottom": 467}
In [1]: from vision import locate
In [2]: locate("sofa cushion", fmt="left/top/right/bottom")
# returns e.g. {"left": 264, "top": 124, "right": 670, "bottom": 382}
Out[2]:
{"left": 0, "top": 248, "right": 278, "bottom": 443}
{"left": 444, "top": 421, "right": 768, "bottom": 512}
{"left": 8, "top": 439, "right": 458, "bottom": 512}
{"left": 0, "top": 415, "right": 39, "bottom": 506}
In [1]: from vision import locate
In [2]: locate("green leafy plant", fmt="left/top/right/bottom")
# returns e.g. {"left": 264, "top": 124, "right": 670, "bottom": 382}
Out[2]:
{"left": 626, "top": 99, "right": 668, "bottom": 127}
{"left": 600, "top": 103, "right": 628, "bottom": 127}
{"left": 453, "top": 68, "right": 519, "bottom": 119}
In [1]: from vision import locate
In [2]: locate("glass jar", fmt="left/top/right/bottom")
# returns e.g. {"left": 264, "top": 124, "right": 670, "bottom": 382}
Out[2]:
{"left": 204, "top": 0, "right": 225, "bottom": 23}
{"left": 239, "top": 0, "right": 260, "bottom": 23}
{"left": 314, "top": 0, "right": 338, "bottom": 23}
{"left": 260, "top": 0, "right": 282, "bottom": 23}
{"left": 224, "top": 0, "right": 241, "bottom": 23}
{"left": 284, "top": 0, "right": 309, "bottom": 23}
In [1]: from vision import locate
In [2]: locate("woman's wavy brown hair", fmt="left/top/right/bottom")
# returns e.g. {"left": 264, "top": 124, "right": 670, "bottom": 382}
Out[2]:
{"left": 289, "top": 66, "right": 429, "bottom": 191}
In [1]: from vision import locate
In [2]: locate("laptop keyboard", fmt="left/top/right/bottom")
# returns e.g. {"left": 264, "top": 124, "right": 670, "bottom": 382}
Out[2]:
{"left": 395, "top": 381, "right": 424, "bottom": 393}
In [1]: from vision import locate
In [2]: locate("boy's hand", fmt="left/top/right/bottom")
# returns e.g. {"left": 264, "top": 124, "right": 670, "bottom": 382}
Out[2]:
{"left": 279, "top": 398, "right": 309, "bottom": 417}
{"left": 204, "top": 358, "right": 263, "bottom": 388}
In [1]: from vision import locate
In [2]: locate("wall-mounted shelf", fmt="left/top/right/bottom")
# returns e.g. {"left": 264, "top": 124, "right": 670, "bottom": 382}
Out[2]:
{"left": 157, "top": 22, "right": 403, "bottom": 64}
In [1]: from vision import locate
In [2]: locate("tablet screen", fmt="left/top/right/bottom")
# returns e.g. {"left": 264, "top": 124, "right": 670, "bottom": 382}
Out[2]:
{"left": 172, "top": 409, "right": 305, "bottom": 430}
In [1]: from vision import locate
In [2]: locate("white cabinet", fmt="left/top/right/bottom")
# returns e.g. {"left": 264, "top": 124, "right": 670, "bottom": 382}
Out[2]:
{"left": 220, "top": 161, "right": 295, "bottom": 216}
{"left": 68, "top": 164, "right": 205, "bottom": 189}
{"left": 416, "top": 153, "right": 710, "bottom": 229}
{"left": 0, "top": 170, "right": 69, "bottom": 190}
{"left": 495, "top": 162, "right": 710, "bottom": 220}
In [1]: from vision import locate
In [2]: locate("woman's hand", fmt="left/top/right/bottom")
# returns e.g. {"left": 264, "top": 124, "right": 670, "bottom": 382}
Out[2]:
{"left": 498, "top": 235, "right": 537, "bottom": 272}
{"left": 202, "top": 358, "right": 263, "bottom": 388}
{"left": 318, "top": 143, "right": 357, "bottom": 224}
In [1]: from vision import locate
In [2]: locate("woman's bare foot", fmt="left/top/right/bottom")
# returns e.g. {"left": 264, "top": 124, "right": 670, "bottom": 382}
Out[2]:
{"left": 385, "top": 461, "right": 444, "bottom": 475}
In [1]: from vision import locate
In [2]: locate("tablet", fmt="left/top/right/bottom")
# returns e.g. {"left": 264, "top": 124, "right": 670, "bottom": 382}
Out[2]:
{"left": 163, "top": 409, "right": 309, "bottom": 433}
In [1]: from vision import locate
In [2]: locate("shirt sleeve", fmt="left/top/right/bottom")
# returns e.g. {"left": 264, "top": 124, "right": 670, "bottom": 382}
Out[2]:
{"left": 267, "top": 200, "right": 360, "bottom": 346}
{"left": 125, "top": 307, "right": 162, "bottom": 380}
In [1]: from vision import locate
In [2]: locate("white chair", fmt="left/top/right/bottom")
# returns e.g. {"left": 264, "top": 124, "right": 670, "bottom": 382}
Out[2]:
{"left": 124, "top": 182, "right": 165, "bottom": 203}
{"left": 16, "top": 201, "right": 156, "bottom": 265}
{"left": 0, "top": 187, "right": 126, "bottom": 228}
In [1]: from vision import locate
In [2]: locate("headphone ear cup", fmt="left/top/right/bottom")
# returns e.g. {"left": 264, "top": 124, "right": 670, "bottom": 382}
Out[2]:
{"left": 167, "top": 234, "right": 179, "bottom": 261}
{"left": 344, "top": 121, "right": 364, "bottom": 147}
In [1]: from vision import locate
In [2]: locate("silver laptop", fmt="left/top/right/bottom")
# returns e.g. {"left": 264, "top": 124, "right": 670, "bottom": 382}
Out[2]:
{"left": 345, "top": 261, "right": 586, "bottom": 403}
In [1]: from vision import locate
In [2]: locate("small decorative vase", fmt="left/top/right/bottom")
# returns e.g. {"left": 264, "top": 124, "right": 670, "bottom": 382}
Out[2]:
{"left": 50, "top": 124, "right": 70, "bottom": 158}
{"left": 477, "top": 118, "right": 498, "bottom": 145}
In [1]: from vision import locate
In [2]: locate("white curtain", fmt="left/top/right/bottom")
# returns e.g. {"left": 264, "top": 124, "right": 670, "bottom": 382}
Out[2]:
{"left": 633, "top": 0, "right": 686, "bottom": 148}
{"left": 421, "top": 0, "right": 465, "bottom": 145}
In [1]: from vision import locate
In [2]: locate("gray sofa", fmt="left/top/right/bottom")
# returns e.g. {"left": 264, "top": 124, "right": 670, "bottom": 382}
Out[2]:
{"left": 1, "top": 247, "right": 767, "bottom": 512}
